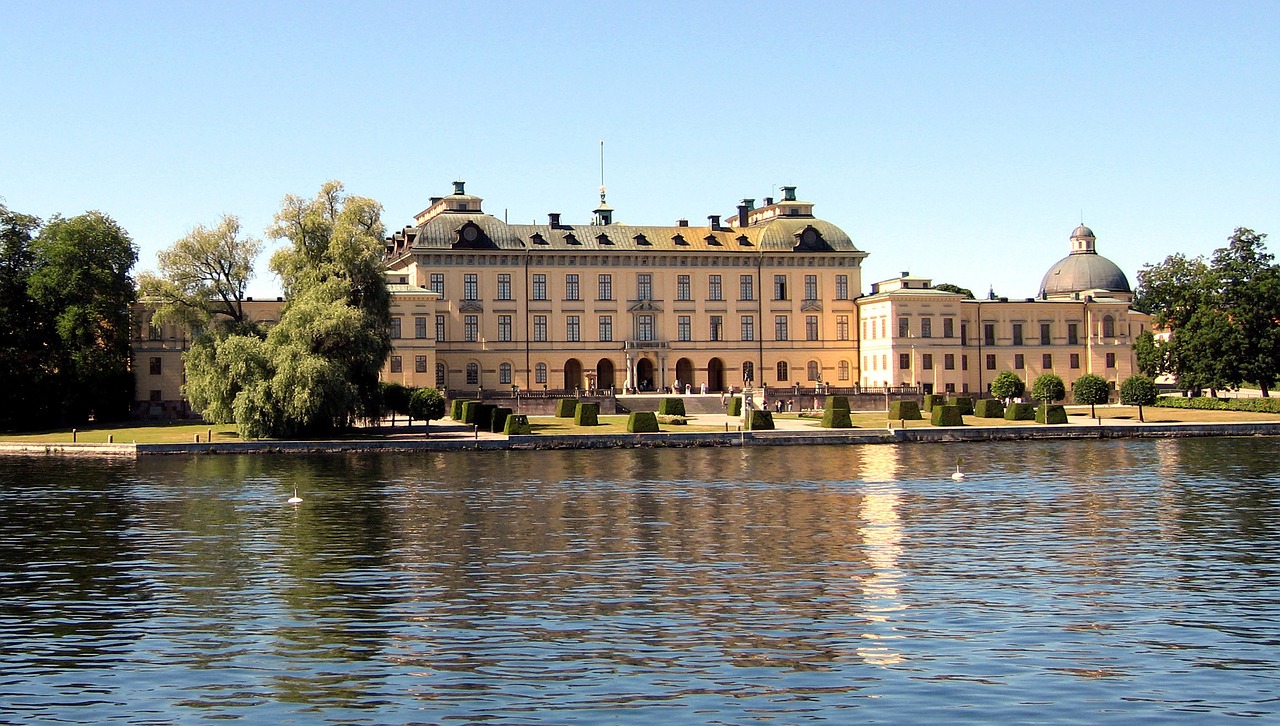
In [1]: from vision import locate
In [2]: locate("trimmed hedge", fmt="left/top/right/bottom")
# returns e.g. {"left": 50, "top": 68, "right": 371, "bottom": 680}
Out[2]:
{"left": 658, "top": 397, "right": 686, "bottom": 416}
{"left": 490, "top": 407, "right": 512, "bottom": 433}
{"left": 923, "top": 394, "right": 946, "bottom": 412}
{"left": 746, "top": 410, "right": 775, "bottom": 430}
{"left": 1035, "top": 404, "right": 1069, "bottom": 424}
{"left": 461, "top": 400, "right": 480, "bottom": 424}
{"left": 888, "top": 400, "right": 922, "bottom": 420}
{"left": 726, "top": 397, "right": 743, "bottom": 416}
{"left": 1004, "top": 402, "right": 1036, "bottom": 421}
{"left": 627, "top": 411, "right": 660, "bottom": 433}
{"left": 821, "top": 406, "right": 853, "bottom": 428}
{"left": 930, "top": 405, "right": 965, "bottom": 426}
{"left": 973, "top": 399, "right": 1005, "bottom": 418}
{"left": 574, "top": 402, "right": 599, "bottom": 426}
{"left": 1154, "top": 395, "right": 1280, "bottom": 413}
{"left": 450, "top": 399, "right": 465, "bottom": 420}
{"left": 473, "top": 404, "right": 496, "bottom": 430}
{"left": 503, "top": 414, "right": 532, "bottom": 435}
{"left": 825, "top": 395, "right": 850, "bottom": 411}
{"left": 555, "top": 398, "right": 578, "bottom": 417}
{"left": 947, "top": 396, "right": 975, "bottom": 415}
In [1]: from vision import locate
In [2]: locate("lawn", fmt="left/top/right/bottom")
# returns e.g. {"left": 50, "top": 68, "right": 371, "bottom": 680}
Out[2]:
{"left": 529, "top": 415, "right": 731, "bottom": 435}
{"left": 0, "top": 421, "right": 242, "bottom": 444}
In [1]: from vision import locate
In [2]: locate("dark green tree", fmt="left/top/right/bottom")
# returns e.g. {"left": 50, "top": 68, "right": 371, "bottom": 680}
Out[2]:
{"left": 1119, "top": 374, "right": 1158, "bottom": 422}
{"left": 408, "top": 387, "right": 446, "bottom": 430}
{"left": 1132, "top": 329, "right": 1162, "bottom": 378}
{"left": 989, "top": 370, "right": 1025, "bottom": 402}
{"left": 381, "top": 382, "right": 411, "bottom": 423}
{"left": 1211, "top": 228, "right": 1280, "bottom": 396}
{"left": 1071, "top": 373, "right": 1110, "bottom": 417}
{"left": 934, "top": 283, "right": 975, "bottom": 299}
{"left": 1031, "top": 373, "right": 1065, "bottom": 403}
{"left": 0, "top": 203, "right": 56, "bottom": 429}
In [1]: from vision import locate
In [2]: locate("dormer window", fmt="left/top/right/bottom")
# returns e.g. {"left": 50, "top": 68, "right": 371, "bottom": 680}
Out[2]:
{"left": 596, "top": 233, "right": 613, "bottom": 246}
{"left": 704, "top": 234, "right": 721, "bottom": 246}
{"left": 457, "top": 202, "right": 469, "bottom": 211}
{"left": 634, "top": 234, "right": 651, "bottom": 246}
{"left": 737, "top": 235, "right": 752, "bottom": 246}
{"left": 672, "top": 234, "right": 687, "bottom": 246}
{"left": 530, "top": 232, "right": 548, "bottom": 245}
{"left": 564, "top": 233, "right": 580, "bottom": 245}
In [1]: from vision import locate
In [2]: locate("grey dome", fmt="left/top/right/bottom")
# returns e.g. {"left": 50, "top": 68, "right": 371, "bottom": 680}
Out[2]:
{"left": 1039, "top": 251, "right": 1131, "bottom": 297}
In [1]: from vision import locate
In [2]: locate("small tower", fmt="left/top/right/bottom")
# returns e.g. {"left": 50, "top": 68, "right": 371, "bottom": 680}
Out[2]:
{"left": 593, "top": 187, "right": 614, "bottom": 225}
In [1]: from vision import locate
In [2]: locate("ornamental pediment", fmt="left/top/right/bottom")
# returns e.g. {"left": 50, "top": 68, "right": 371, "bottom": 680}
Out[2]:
{"left": 459, "top": 300, "right": 484, "bottom": 313}
{"left": 627, "top": 300, "right": 662, "bottom": 312}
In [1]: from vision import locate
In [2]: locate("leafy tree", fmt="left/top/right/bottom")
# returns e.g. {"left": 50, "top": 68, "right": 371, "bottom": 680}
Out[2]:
{"left": 1072, "top": 373, "right": 1110, "bottom": 417}
{"left": 1132, "top": 329, "right": 1162, "bottom": 378}
{"left": 1031, "top": 373, "right": 1065, "bottom": 404}
{"left": 1212, "top": 228, "right": 1280, "bottom": 396}
{"left": 1119, "top": 374, "right": 1158, "bottom": 422}
{"left": 934, "top": 283, "right": 975, "bottom": 299}
{"left": 989, "top": 370, "right": 1025, "bottom": 402}
{"left": 0, "top": 203, "right": 56, "bottom": 429}
{"left": 408, "top": 387, "right": 446, "bottom": 430}
{"left": 28, "top": 212, "right": 138, "bottom": 424}
{"left": 381, "top": 382, "right": 411, "bottom": 423}
{"left": 137, "top": 214, "right": 263, "bottom": 334}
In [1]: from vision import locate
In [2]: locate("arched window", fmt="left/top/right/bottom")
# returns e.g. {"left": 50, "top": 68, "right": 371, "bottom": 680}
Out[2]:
{"left": 1102, "top": 315, "right": 1116, "bottom": 338}
{"left": 838, "top": 360, "right": 851, "bottom": 381}
{"left": 499, "top": 362, "right": 512, "bottom": 385}
{"left": 742, "top": 361, "right": 754, "bottom": 384}
{"left": 466, "top": 362, "right": 479, "bottom": 385}
{"left": 535, "top": 362, "right": 548, "bottom": 385}
{"left": 435, "top": 361, "right": 446, "bottom": 387}
{"left": 807, "top": 360, "right": 820, "bottom": 381}
{"left": 777, "top": 361, "right": 789, "bottom": 382}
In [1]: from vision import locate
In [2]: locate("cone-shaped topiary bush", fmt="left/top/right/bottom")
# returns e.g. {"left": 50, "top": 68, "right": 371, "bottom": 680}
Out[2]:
{"left": 973, "top": 399, "right": 1005, "bottom": 418}
{"left": 888, "top": 400, "right": 922, "bottom": 420}
{"left": 574, "top": 402, "right": 599, "bottom": 426}
{"left": 555, "top": 399, "right": 577, "bottom": 417}
{"left": 930, "top": 405, "right": 965, "bottom": 426}
{"left": 503, "top": 414, "right": 532, "bottom": 435}
{"left": 746, "top": 410, "right": 775, "bottom": 430}
{"left": 946, "top": 396, "right": 975, "bottom": 415}
{"left": 1004, "top": 402, "right": 1036, "bottom": 421}
{"left": 658, "top": 398, "right": 686, "bottom": 416}
{"left": 627, "top": 411, "right": 659, "bottom": 433}
{"left": 1035, "top": 404, "right": 1068, "bottom": 424}
{"left": 490, "top": 407, "right": 512, "bottom": 433}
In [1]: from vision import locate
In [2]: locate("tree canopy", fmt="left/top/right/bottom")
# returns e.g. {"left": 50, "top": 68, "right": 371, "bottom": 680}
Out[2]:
{"left": 934, "top": 283, "right": 975, "bottom": 299}
{"left": 1072, "top": 373, "right": 1110, "bottom": 417}
{"left": 1031, "top": 373, "right": 1065, "bottom": 403}
{"left": 990, "top": 370, "right": 1025, "bottom": 401}
{"left": 138, "top": 214, "right": 263, "bottom": 334}
{"left": 1119, "top": 374, "right": 1158, "bottom": 422}
{"left": 0, "top": 203, "right": 54, "bottom": 428}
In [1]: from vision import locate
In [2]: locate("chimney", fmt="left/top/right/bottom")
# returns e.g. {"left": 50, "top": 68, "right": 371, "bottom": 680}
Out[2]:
{"left": 452, "top": 180, "right": 466, "bottom": 195}
{"left": 900, "top": 271, "right": 910, "bottom": 278}
{"left": 781, "top": 185, "right": 797, "bottom": 202}
{"left": 736, "top": 204, "right": 749, "bottom": 226}
{"left": 677, "top": 218, "right": 689, "bottom": 227}
{"left": 708, "top": 215, "right": 721, "bottom": 230}
{"left": 549, "top": 212, "right": 561, "bottom": 228}
{"left": 764, "top": 196, "right": 774, "bottom": 206}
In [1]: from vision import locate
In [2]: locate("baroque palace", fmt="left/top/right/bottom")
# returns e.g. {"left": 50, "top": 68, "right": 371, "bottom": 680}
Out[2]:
{"left": 131, "top": 182, "right": 1148, "bottom": 417}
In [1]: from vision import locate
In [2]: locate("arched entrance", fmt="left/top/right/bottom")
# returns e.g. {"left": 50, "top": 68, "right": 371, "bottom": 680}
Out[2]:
{"left": 707, "top": 357, "right": 725, "bottom": 391}
{"left": 636, "top": 358, "right": 655, "bottom": 392}
{"left": 675, "top": 357, "right": 694, "bottom": 391}
{"left": 564, "top": 358, "right": 582, "bottom": 391}
{"left": 596, "top": 358, "right": 615, "bottom": 391}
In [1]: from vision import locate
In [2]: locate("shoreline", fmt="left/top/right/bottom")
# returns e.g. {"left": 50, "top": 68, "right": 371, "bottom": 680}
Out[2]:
{"left": 5, "top": 420, "right": 1280, "bottom": 457}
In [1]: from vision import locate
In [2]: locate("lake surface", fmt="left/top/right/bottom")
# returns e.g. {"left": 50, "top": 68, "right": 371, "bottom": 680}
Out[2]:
{"left": 2, "top": 439, "right": 1279, "bottom": 723}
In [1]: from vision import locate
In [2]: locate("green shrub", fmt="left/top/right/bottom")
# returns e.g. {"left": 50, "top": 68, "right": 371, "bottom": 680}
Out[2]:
{"left": 930, "top": 405, "right": 965, "bottom": 426}
{"left": 746, "top": 410, "right": 775, "bottom": 430}
{"left": 888, "top": 400, "right": 922, "bottom": 420}
{"left": 490, "top": 407, "right": 512, "bottom": 433}
{"left": 461, "top": 400, "right": 480, "bottom": 424}
{"left": 1035, "top": 404, "right": 1068, "bottom": 424}
{"left": 657, "top": 415, "right": 687, "bottom": 425}
{"left": 658, "top": 397, "right": 686, "bottom": 416}
{"left": 1151, "top": 395, "right": 1280, "bottom": 413}
{"left": 1004, "top": 402, "right": 1036, "bottom": 421}
{"left": 923, "top": 394, "right": 946, "bottom": 411}
{"left": 574, "top": 402, "right": 599, "bottom": 426}
{"left": 627, "top": 411, "right": 659, "bottom": 433}
{"left": 450, "top": 399, "right": 465, "bottom": 420}
{"left": 946, "top": 396, "right": 975, "bottom": 415}
{"left": 726, "top": 397, "right": 743, "bottom": 416}
{"left": 555, "top": 399, "right": 578, "bottom": 417}
{"left": 821, "top": 407, "right": 853, "bottom": 428}
{"left": 503, "top": 414, "right": 532, "bottom": 435}
{"left": 825, "top": 395, "right": 850, "bottom": 411}
{"left": 473, "top": 404, "right": 496, "bottom": 429}
{"left": 409, "top": 387, "right": 447, "bottom": 424}
{"left": 973, "top": 399, "right": 1005, "bottom": 418}
{"left": 990, "top": 371, "right": 1026, "bottom": 401}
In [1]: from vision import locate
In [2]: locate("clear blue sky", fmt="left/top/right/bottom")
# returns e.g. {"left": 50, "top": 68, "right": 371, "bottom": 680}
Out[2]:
{"left": 3, "top": 1, "right": 1276, "bottom": 298}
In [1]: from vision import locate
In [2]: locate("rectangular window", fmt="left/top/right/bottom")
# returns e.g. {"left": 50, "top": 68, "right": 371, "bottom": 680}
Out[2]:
{"left": 984, "top": 323, "right": 996, "bottom": 346}
{"left": 565, "top": 274, "right": 580, "bottom": 301}
{"left": 390, "top": 355, "right": 402, "bottom": 373}
{"left": 921, "top": 317, "right": 932, "bottom": 338}
{"left": 435, "top": 315, "right": 446, "bottom": 342}
{"left": 599, "top": 315, "right": 613, "bottom": 342}
{"left": 429, "top": 273, "right": 444, "bottom": 296}
{"left": 922, "top": 353, "right": 933, "bottom": 370}
{"left": 741, "top": 315, "right": 755, "bottom": 341}
{"left": 806, "top": 315, "right": 819, "bottom": 341}
{"left": 960, "top": 323, "right": 967, "bottom": 345}
{"left": 986, "top": 354, "right": 996, "bottom": 370}
{"left": 1042, "top": 353, "right": 1052, "bottom": 369}
{"left": 943, "top": 318, "right": 954, "bottom": 338}
{"left": 1014, "top": 353, "right": 1025, "bottom": 369}
{"left": 740, "top": 275, "right": 754, "bottom": 301}
{"left": 414, "top": 316, "right": 427, "bottom": 339}
{"left": 464, "top": 315, "right": 478, "bottom": 342}
{"left": 497, "top": 274, "right": 512, "bottom": 301}
{"left": 710, "top": 315, "right": 723, "bottom": 342}
{"left": 535, "top": 364, "right": 547, "bottom": 384}
{"left": 1070, "top": 353, "right": 1081, "bottom": 369}
{"left": 1012, "top": 323, "right": 1023, "bottom": 346}
{"left": 898, "top": 317, "right": 909, "bottom": 338}
{"left": 1068, "top": 323, "right": 1079, "bottom": 345}
{"left": 708, "top": 274, "right": 722, "bottom": 301}
{"left": 1106, "top": 352, "right": 1116, "bottom": 368}
{"left": 415, "top": 355, "right": 427, "bottom": 373}
{"left": 774, "top": 275, "right": 788, "bottom": 300}
{"left": 463, "top": 274, "right": 478, "bottom": 301}
{"left": 436, "top": 362, "right": 445, "bottom": 387}
{"left": 499, "top": 364, "right": 512, "bottom": 385}
{"left": 775, "top": 315, "right": 789, "bottom": 341}
{"left": 390, "top": 317, "right": 402, "bottom": 339}
{"left": 598, "top": 274, "right": 612, "bottom": 301}
{"left": 678, "top": 315, "right": 691, "bottom": 342}
{"left": 836, "top": 274, "right": 848, "bottom": 300}
{"left": 944, "top": 353, "right": 955, "bottom": 370}
{"left": 1040, "top": 323, "right": 1051, "bottom": 345}
{"left": 533, "top": 315, "right": 547, "bottom": 342}
{"left": 638, "top": 314, "right": 654, "bottom": 341}
{"left": 962, "top": 354, "right": 969, "bottom": 371}
{"left": 836, "top": 315, "right": 849, "bottom": 341}
{"left": 899, "top": 353, "right": 911, "bottom": 370}
{"left": 149, "top": 357, "right": 162, "bottom": 375}
{"left": 637, "top": 273, "right": 652, "bottom": 300}
{"left": 677, "top": 274, "right": 691, "bottom": 301}
{"left": 498, "top": 314, "right": 512, "bottom": 342}
{"left": 804, "top": 274, "right": 818, "bottom": 300}
{"left": 566, "top": 315, "right": 580, "bottom": 342}
{"left": 532, "top": 274, "right": 547, "bottom": 301}
{"left": 881, "top": 319, "right": 886, "bottom": 338}
{"left": 149, "top": 389, "right": 163, "bottom": 402}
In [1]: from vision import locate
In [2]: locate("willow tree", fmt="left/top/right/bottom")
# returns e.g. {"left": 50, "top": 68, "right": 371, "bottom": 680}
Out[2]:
{"left": 138, "top": 214, "right": 263, "bottom": 334}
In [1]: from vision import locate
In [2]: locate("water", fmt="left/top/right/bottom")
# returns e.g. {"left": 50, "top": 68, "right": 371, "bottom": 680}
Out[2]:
{"left": 2, "top": 439, "right": 1279, "bottom": 723}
